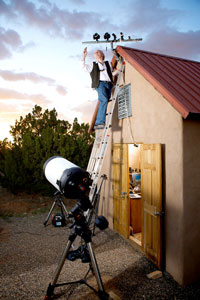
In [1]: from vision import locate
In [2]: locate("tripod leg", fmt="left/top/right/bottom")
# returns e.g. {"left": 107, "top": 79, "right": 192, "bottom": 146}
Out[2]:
{"left": 44, "top": 237, "right": 75, "bottom": 299}
{"left": 43, "top": 200, "right": 57, "bottom": 226}
{"left": 87, "top": 242, "right": 109, "bottom": 299}
{"left": 60, "top": 199, "right": 68, "bottom": 215}
{"left": 52, "top": 239, "right": 73, "bottom": 286}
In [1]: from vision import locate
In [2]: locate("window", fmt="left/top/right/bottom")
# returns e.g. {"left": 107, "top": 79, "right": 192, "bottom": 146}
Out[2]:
{"left": 118, "top": 84, "right": 132, "bottom": 119}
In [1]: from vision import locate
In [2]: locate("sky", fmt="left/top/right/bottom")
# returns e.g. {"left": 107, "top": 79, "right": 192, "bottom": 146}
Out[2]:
{"left": 0, "top": 0, "right": 200, "bottom": 140}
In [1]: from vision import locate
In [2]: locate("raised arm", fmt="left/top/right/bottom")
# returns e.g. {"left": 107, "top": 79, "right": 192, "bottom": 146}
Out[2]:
{"left": 82, "top": 47, "right": 87, "bottom": 61}
{"left": 81, "top": 47, "right": 93, "bottom": 73}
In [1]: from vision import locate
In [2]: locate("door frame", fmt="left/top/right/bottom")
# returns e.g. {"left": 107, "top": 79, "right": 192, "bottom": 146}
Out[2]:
{"left": 112, "top": 142, "right": 163, "bottom": 268}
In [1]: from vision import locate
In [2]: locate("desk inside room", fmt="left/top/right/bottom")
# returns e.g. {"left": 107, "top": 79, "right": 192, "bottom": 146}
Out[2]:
{"left": 130, "top": 193, "right": 141, "bottom": 234}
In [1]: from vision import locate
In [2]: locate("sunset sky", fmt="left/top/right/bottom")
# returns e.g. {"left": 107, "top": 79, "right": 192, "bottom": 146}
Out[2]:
{"left": 0, "top": 0, "right": 200, "bottom": 140}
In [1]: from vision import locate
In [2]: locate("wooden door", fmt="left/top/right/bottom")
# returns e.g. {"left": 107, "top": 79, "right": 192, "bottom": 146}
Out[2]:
{"left": 112, "top": 143, "right": 129, "bottom": 238}
{"left": 141, "top": 144, "right": 162, "bottom": 268}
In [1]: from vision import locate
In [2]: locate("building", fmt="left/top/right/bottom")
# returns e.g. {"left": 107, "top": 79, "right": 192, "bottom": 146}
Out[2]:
{"left": 98, "top": 46, "right": 200, "bottom": 286}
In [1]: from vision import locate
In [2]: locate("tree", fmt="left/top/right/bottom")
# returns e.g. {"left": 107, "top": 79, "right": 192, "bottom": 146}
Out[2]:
{"left": 0, "top": 138, "right": 12, "bottom": 178}
{"left": 0, "top": 105, "right": 94, "bottom": 194}
{"left": 10, "top": 105, "right": 71, "bottom": 145}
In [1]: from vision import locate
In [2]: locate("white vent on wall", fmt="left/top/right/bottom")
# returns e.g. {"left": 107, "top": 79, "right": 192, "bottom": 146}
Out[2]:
{"left": 118, "top": 84, "right": 132, "bottom": 119}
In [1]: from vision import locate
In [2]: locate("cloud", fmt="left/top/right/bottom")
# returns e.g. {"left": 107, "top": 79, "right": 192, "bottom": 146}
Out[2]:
{"left": 0, "top": 102, "right": 19, "bottom": 114}
{"left": 0, "top": 69, "right": 53, "bottom": 83}
{"left": 120, "top": 0, "right": 200, "bottom": 61}
{"left": 0, "top": 1, "right": 16, "bottom": 18}
{"left": 56, "top": 85, "right": 67, "bottom": 96}
{"left": 137, "top": 28, "right": 200, "bottom": 60}
{"left": 0, "top": 0, "right": 118, "bottom": 40}
{"left": 0, "top": 102, "right": 38, "bottom": 120}
{"left": 0, "top": 26, "right": 35, "bottom": 60}
{"left": 125, "top": 0, "right": 182, "bottom": 34}
{"left": 0, "top": 88, "right": 51, "bottom": 105}
{"left": 72, "top": 99, "right": 97, "bottom": 123}
{"left": 0, "top": 27, "right": 23, "bottom": 59}
{"left": 0, "top": 70, "right": 67, "bottom": 95}
{"left": 69, "top": 0, "right": 86, "bottom": 5}
{"left": 0, "top": 0, "right": 199, "bottom": 63}
{"left": 38, "top": 0, "right": 52, "bottom": 7}
{"left": 0, "top": 102, "right": 31, "bottom": 122}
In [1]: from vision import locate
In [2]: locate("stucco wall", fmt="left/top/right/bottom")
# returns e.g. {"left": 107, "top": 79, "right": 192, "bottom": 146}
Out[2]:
{"left": 182, "top": 117, "right": 200, "bottom": 284}
{"left": 99, "top": 60, "right": 188, "bottom": 284}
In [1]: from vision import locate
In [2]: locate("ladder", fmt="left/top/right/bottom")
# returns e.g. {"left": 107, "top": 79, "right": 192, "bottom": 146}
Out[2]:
{"left": 87, "top": 58, "right": 125, "bottom": 206}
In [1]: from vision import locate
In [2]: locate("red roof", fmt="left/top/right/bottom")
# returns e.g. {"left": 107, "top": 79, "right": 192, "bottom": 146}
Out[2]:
{"left": 116, "top": 46, "right": 200, "bottom": 118}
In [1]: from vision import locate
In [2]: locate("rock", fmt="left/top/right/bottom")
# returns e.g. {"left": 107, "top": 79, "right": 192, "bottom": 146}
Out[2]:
{"left": 147, "top": 270, "right": 163, "bottom": 279}
{"left": 108, "top": 290, "right": 121, "bottom": 300}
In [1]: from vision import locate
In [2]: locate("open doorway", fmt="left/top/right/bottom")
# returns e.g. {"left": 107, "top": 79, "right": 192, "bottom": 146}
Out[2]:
{"left": 128, "top": 144, "right": 142, "bottom": 247}
{"left": 112, "top": 143, "right": 163, "bottom": 267}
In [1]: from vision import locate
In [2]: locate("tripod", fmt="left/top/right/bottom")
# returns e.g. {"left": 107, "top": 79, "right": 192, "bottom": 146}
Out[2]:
{"left": 44, "top": 203, "right": 109, "bottom": 300}
{"left": 43, "top": 191, "right": 68, "bottom": 226}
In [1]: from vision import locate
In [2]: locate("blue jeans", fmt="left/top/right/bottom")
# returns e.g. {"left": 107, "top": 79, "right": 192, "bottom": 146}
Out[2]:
{"left": 95, "top": 81, "right": 112, "bottom": 125}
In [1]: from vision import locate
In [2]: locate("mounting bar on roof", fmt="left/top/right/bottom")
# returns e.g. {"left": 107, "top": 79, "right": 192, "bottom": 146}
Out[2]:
{"left": 82, "top": 32, "right": 142, "bottom": 45}
{"left": 82, "top": 32, "right": 142, "bottom": 60}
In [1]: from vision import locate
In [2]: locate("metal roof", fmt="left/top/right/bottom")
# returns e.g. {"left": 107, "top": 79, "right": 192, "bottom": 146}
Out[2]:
{"left": 116, "top": 46, "right": 200, "bottom": 118}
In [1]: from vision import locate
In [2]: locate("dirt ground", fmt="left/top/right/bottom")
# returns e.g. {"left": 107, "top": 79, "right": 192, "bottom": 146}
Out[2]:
{"left": 0, "top": 186, "right": 58, "bottom": 217}
{"left": 0, "top": 187, "right": 200, "bottom": 300}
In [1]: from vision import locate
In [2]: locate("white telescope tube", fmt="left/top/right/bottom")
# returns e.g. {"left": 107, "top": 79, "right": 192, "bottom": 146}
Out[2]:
{"left": 44, "top": 156, "right": 79, "bottom": 193}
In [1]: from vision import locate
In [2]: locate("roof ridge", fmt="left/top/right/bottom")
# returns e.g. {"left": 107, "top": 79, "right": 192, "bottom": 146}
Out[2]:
{"left": 117, "top": 46, "right": 200, "bottom": 64}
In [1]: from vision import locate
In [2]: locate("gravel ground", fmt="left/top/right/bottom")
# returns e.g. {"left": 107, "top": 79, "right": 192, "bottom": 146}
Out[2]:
{"left": 0, "top": 214, "right": 200, "bottom": 300}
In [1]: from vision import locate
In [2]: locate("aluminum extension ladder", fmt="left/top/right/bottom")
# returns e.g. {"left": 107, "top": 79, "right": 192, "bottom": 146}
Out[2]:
{"left": 87, "top": 58, "right": 125, "bottom": 207}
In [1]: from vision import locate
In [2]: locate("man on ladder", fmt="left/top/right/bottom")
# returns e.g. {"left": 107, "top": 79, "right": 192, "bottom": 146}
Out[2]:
{"left": 81, "top": 47, "right": 119, "bottom": 132}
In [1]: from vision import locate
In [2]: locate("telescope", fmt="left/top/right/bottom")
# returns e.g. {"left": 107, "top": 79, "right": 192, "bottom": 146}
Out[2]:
{"left": 43, "top": 156, "right": 110, "bottom": 300}
{"left": 43, "top": 156, "right": 91, "bottom": 200}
